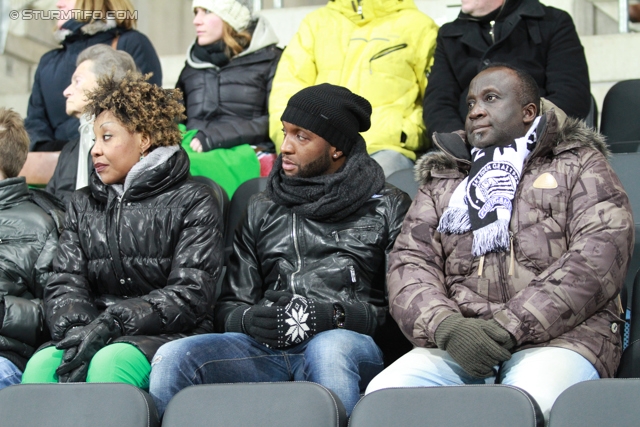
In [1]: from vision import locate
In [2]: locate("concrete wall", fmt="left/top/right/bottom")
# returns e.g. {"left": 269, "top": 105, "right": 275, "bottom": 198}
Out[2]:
{"left": 1, "top": 0, "right": 640, "bottom": 123}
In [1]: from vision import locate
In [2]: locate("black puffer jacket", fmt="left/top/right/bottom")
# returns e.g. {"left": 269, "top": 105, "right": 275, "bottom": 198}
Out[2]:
{"left": 215, "top": 183, "right": 411, "bottom": 344}
{"left": 0, "top": 178, "right": 62, "bottom": 370}
{"left": 25, "top": 19, "right": 162, "bottom": 150}
{"left": 423, "top": 0, "right": 590, "bottom": 136}
{"left": 44, "top": 148, "right": 223, "bottom": 360}
{"left": 177, "top": 17, "right": 282, "bottom": 151}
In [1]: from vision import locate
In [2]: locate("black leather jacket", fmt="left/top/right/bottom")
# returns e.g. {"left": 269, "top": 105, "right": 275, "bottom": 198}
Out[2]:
{"left": 215, "top": 183, "right": 412, "bottom": 343}
{"left": 0, "top": 178, "right": 62, "bottom": 370}
{"left": 44, "top": 148, "right": 223, "bottom": 360}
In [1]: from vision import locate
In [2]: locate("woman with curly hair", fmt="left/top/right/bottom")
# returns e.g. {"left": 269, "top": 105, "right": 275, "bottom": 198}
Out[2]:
{"left": 21, "top": 73, "right": 223, "bottom": 389}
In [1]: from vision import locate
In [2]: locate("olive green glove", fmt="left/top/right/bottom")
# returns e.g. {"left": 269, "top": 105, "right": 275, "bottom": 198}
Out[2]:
{"left": 435, "top": 314, "right": 516, "bottom": 378}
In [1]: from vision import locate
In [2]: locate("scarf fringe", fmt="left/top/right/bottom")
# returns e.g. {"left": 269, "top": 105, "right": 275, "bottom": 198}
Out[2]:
{"left": 437, "top": 207, "right": 472, "bottom": 234}
{"left": 472, "top": 219, "right": 510, "bottom": 257}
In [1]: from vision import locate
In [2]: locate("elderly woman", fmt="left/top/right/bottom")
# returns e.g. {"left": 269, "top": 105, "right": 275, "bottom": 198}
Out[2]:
{"left": 22, "top": 73, "right": 223, "bottom": 389}
{"left": 47, "top": 44, "right": 137, "bottom": 205}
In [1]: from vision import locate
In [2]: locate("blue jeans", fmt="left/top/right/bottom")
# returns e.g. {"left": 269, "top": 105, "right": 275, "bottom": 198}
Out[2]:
{"left": 365, "top": 347, "right": 599, "bottom": 423}
{"left": 149, "top": 330, "right": 384, "bottom": 416}
{"left": 370, "top": 150, "right": 415, "bottom": 178}
{"left": 0, "top": 357, "right": 22, "bottom": 390}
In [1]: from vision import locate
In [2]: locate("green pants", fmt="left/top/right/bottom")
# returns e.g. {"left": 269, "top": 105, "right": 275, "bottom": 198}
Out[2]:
{"left": 21, "top": 343, "right": 150, "bottom": 390}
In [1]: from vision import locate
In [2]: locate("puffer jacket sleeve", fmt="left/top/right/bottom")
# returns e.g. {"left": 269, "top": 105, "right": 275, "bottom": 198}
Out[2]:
{"left": 387, "top": 182, "right": 463, "bottom": 347}
{"left": 195, "top": 49, "right": 282, "bottom": 151}
{"left": 107, "top": 186, "right": 222, "bottom": 336}
{"left": 215, "top": 195, "right": 264, "bottom": 332}
{"left": 384, "top": 15, "right": 437, "bottom": 155}
{"left": 493, "top": 150, "right": 633, "bottom": 344}
{"left": 268, "top": 16, "right": 317, "bottom": 148}
{"left": 45, "top": 196, "right": 99, "bottom": 340}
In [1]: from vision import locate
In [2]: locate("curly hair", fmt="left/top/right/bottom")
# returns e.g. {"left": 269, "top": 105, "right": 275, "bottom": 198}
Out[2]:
{"left": 84, "top": 72, "right": 185, "bottom": 148}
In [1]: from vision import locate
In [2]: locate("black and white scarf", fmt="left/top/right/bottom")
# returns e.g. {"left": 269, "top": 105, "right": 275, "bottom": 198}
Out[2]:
{"left": 438, "top": 117, "right": 540, "bottom": 256}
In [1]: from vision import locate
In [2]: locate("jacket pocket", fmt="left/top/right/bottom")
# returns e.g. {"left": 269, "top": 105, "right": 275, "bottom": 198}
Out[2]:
{"left": 444, "top": 232, "right": 475, "bottom": 276}
{"left": 369, "top": 43, "right": 408, "bottom": 74}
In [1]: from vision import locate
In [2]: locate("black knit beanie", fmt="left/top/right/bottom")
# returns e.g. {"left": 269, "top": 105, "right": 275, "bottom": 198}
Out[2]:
{"left": 281, "top": 83, "right": 372, "bottom": 155}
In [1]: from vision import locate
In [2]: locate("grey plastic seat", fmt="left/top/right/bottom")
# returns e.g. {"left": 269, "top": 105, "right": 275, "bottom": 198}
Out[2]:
{"left": 386, "top": 167, "right": 419, "bottom": 200}
{"left": 349, "top": 385, "right": 543, "bottom": 427}
{"left": 162, "top": 381, "right": 347, "bottom": 427}
{"left": 548, "top": 379, "right": 640, "bottom": 427}
{"left": 600, "top": 80, "right": 640, "bottom": 144}
{"left": 0, "top": 383, "right": 159, "bottom": 427}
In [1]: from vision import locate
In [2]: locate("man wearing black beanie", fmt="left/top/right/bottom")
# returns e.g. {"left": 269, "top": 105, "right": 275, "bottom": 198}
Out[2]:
{"left": 149, "top": 83, "right": 412, "bottom": 416}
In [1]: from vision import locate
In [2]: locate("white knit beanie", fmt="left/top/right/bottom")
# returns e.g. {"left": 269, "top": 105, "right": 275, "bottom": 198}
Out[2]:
{"left": 193, "top": 0, "right": 253, "bottom": 32}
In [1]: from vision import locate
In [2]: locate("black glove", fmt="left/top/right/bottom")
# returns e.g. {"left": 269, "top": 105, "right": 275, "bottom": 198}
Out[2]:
{"left": 263, "top": 290, "right": 294, "bottom": 307}
{"left": 434, "top": 314, "right": 515, "bottom": 378}
{"left": 243, "top": 294, "right": 334, "bottom": 349}
{"left": 55, "top": 312, "right": 123, "bottom": 382}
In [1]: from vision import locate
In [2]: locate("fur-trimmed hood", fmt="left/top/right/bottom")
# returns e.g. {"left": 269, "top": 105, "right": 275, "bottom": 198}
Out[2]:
{"left": 416, "top": 110, "right": 609, "bottom": 185}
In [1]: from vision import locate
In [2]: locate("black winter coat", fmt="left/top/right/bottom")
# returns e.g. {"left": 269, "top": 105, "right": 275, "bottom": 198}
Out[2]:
{"left": 44, "top": 148, "right": 223, "bottom": 360}
{"left": 423, "top": 0, "right": 590, "bottom": 136}
{"left": 46, "top": 138, "right": 92, "bottom": 206}
{"left": 216, "top": 183, "right": 411, "bottom": 346}
{"left": 25, "top": 20, "right": 162, "bottom": 150}
{"left": 0, "top": 178, "right": 62, "bottom": 370}
{"left": 177, "top": 18, "right": 282, "bottom": 151}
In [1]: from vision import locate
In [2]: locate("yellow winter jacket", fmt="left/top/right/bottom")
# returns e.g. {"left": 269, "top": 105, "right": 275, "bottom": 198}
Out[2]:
{"left": 269, "top": 0, "right": 438, "bottom": 160}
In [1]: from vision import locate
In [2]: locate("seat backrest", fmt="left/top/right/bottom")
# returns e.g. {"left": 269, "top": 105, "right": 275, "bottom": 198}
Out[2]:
{"left": 608, "top": 153, "right": 640, "bottom": 296}
{"left": 607, "top": 140, "right": 640, "bottom": 154}
{"left": 224, "top": 177, "right": 268, "bottom": 260}
{"left": 600, "top": 80, "right": 640, "bottom": 144}
{"left": 18, "top": 151, "right": 61, "bottom": 186}
{"left": 548, "top": 379, "right": 640, "bottom": 427}
{"left": 386, "top": 167, "right": 419, "bottom": 200}
{"left": 584, "top": 93, "right": 598, "bottom": 130}
{"left": 162, "top": 382, "right": 347, "bottom": 427}
{"left": 0, "top": 383, "right": 159, "bottom": 427}
{"left": 349, "top": 385, "right": 543, "bottom": 427}
{"left": 191, "top": 175, "right": 230, "bottom": 233}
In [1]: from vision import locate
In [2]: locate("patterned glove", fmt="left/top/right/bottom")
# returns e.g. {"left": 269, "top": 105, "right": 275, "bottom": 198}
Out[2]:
{"left": 277, "top": 295, "right": 333, "bottom": 348}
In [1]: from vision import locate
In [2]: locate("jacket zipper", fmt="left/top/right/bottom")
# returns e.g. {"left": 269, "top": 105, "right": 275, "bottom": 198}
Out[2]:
{"left": 497, "top": 251, "right": 509, "bottom": 303}
{"left": 111, "top": 195, "right": 128, "bottom": 286}
{"left": 489, "top": 20, "right": 496, "bottom": 44}
{"left": 369, "top": 44, "right": 408, "bottom": 74}
{"left": 290, "top": 213, "right": 302, "bottom": 294}
{"left": 0, "top": 237, "right": 37, "bottom": 244}
{"left": 348, "top": 265, "right": 358, "bottom": 300}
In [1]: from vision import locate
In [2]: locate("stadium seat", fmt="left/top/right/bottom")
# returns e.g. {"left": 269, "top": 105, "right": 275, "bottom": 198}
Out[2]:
{"left": 548, "top": 379, "right": 640, "bottom": 427}
{"left": 224, "top": 177, "right": 268, "bottom": 261}
{"left": 386, "top": 167, "right": 419, "bottom": 200}
{"left": 162, "top": 382, "right": 347, "bottom": 427}
{"left": 349, "top": 385, "right": 543, "bottom": 427}
{"left": 584, "top": 93, "right": 598, "bottom": 130}
{"left": 608, "top": 153, "right": 640, "bottom": 301}
{"left": 0, "top": 383, "right": 159, "bottom": 427}
{"left": 618, "top": 268, "right": 640, "bottom": 378}
{"left": 600, "top": 80, "right": 640, "bottom": 144}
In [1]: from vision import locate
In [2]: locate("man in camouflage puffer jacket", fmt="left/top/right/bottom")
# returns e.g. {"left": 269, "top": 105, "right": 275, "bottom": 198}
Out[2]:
{"left": 366, "top": 64, "right": 634, "bottom": 422}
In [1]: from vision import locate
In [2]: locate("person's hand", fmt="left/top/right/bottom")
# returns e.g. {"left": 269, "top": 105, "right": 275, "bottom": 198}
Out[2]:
{"left": 241, "top": 305, "right": 280, "bottom": 348}
{"left": 263, "top": 290, "right": 293, "bottom": 307}
{"left": 435, "top": 314, "right": 514, "bottom": 378}
{"left": 55, "top": 313, "right": 123, "bottom": 382}
{"left": 190, "top": 138, "right": 203, "bottom": 153}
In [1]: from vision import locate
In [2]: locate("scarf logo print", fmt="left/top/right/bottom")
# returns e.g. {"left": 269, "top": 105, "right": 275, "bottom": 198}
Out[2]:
{"left": 466, "top": 161, "right": 520, "bottom": 220}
